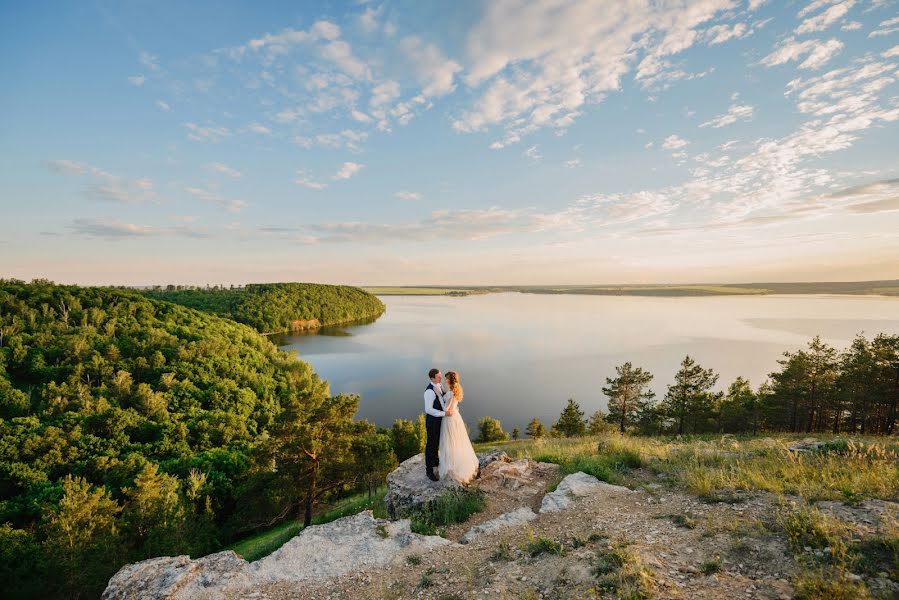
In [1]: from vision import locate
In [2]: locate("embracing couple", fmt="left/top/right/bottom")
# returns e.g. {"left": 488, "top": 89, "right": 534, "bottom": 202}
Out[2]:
{"left": 423, "top": 368, "right": 479, "bottom": 484}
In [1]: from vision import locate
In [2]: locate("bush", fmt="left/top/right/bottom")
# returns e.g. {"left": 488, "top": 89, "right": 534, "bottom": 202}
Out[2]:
{"left": 476, "top": 417, "right": 509, "bottom": 443}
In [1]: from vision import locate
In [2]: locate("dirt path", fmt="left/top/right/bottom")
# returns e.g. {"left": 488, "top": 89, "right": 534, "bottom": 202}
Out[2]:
{"left": 255, "top": 473, "right": 802, "bottom": 600}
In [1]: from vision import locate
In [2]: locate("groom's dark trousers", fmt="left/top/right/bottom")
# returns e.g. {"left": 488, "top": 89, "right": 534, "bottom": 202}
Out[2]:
{"left": 425, "top": 414, "right": 442, "bottom": 472}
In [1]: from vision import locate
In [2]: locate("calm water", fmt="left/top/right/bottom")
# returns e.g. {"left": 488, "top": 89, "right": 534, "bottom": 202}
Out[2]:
{"left": 275, "top": 293, "right": 899, "bottom": 434}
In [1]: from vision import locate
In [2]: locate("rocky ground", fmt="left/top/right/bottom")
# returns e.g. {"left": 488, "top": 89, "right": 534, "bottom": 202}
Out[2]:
{"left": 103, "top": 450, "right": 898, "bottom": 600}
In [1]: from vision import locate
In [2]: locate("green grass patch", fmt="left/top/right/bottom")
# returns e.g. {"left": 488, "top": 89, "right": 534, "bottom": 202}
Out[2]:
{"left": 408, "top": 489, "right": 486, "bottom": 537}
{"left": 526, "top": 536, "right": 566, "bottom": 557}
{"left": 700, "top": 558, "right": 722, "bottom": 575}
{"left": 593, "top": 539, "right": 656, "bottom": 599}
{"left": 793, "top": 568, "right": 872, "bottom": 600}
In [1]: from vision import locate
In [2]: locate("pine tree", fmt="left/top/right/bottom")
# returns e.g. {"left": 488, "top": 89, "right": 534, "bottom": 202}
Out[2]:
{"left": 555, "top": 398, "right": 586, "bottom": 437}
{"left": 602, "top": 362, "right": 655, "bottom": 433}
{"left": 512, "top": 427, "right": 520, "bottom": 440}
{"left": 587, "top": 410, "right": 612, "bottom": 434}
{"left": 476, "top": 417, "right": 509, "bottom": 442}
{"left": 525, "top": 417, "right": 546, "bottom": 439}
{"left": 662, "top": 356, "right": 718, "bottom": 435}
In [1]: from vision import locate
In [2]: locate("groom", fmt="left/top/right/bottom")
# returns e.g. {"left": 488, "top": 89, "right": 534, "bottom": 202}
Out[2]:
{"left": 423, "top": 368, "right": 453, "bottom": 481}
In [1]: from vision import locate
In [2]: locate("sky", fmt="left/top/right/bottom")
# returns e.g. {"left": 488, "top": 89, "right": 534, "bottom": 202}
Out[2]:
{"left": 1, "top": 0, "right": 898, "bottom": 286}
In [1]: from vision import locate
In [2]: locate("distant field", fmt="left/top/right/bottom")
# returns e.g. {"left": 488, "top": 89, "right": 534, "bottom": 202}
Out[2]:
{"left": 366, "top": 280, "right": 899, "bottom": 297}
{"left": 364, "top": 287, "right": 491, "bottom": 296}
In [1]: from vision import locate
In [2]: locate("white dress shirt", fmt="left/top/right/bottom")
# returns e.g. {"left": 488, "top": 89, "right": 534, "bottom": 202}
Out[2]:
{"left": 423, "top": 381, "right": 446, "bottom": 417}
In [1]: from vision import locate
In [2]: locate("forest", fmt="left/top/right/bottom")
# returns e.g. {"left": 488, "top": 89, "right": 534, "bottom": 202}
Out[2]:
{"left": 0, "top": 280, "right": 394, "bottom": 599}
{"left": 140, "top": 282, "right": 385, "bottom": 334}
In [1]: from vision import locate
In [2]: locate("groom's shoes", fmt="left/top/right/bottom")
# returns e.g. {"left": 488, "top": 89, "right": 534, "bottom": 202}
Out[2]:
{"left": 426, "top": 469, "right": 439, "bottom": 482}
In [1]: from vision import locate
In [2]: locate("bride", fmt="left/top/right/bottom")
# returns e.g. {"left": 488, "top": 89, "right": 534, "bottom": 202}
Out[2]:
{"left": 438, "top": 371, "right": 479, "bottom": 484}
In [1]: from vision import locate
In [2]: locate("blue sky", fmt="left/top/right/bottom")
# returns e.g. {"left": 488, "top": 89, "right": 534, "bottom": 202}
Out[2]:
{"left": 1, "top": 0, "right": 898, "bottom": 286}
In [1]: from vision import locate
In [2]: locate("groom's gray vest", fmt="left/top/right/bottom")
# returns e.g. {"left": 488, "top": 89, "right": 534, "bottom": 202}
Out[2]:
{"left": 425, "top": 383, "right": 442, "bottom": 415}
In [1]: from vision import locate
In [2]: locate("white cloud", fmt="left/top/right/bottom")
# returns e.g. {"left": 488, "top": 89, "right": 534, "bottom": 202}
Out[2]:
{"left": 699, "top": 103, "right": 755, "bottom": 128}
{"left": 47, "top": 160, "right": 157, "bottom": 205}
{"left": 333, "top": 162, "right": 364, "bottom": 180}
{"left": 705, "top": 22, "right": 751, "bottom": 45}
{"left": 370, "top": 80, "right": 401, "bottom": 107}
{"left": 869, "top": 15, "right": 899, "bottom": 38}
{"left": 351, "top": 109, "right": 373, "bottom": 123}
{"left": 841, "top": 20, "right": 862, "bottom": 31}
{"left": 156, "top": 100, "right": 171, "bottom": 111}
{"left": 139, "top": 51, "right": 161, "bottom": 72}
{"left": 183, "top": 122, "right": 231, "bottom": 142}
{"left": 761, "top": 37, "right": 844, "bottom": 69}
{"left": 661, "top": 135, "right": 689, "bottom": 150}
{"left": 394, "top": 191, "right": 422, "bottom": 201}
{"left": 525, "top": 145, "right": 542, "bottom": 161}
{"left": 358, "top": 5, "right": 382, "bottom": 33}
{"left": 565, "top": 158, "right": 582, "bottom": 168}
{"left": 184, "top": 186, "right": 247, "bottom": 212}
{"left": 296, "top": 171, "right": 327, "bottom": 190}
{"left": 883, "top": 45, "right": 899, "bottom": 58}
{"left": 127, "top": 75, "right": 146, "bottom": 86}
{"left": 398, "top": 36, "right": 461, "bottom": 97}
{"left": 795, "top": 1, "right": 856, "bottom": 35}
{"left": 245, "top": 122, "right": 272, "bottom": 135}
{"left": 207, "top": 162, "right": 242, "bottom": 178}
{"left": 453, "top": 0, "right": 735, "bottom": 143}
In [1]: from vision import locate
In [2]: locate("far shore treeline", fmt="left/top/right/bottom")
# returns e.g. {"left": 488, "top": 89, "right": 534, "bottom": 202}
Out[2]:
{"left": 0, "top": 279, "right": 897, "bottom": 599}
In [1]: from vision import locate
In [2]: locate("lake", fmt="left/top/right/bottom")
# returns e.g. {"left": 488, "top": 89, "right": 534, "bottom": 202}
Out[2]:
{"left": 274, "top": 293, "right": 899, "bottom": 434}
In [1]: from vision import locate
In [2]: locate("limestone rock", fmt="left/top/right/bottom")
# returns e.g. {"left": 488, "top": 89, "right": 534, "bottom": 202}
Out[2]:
{"left": 385, "top": 453, "right": 466, "bottom": 519}
{"left": 385, "top": 451, "right": 511, "bottom": 520}
{"left": 102, "top": 551, "right": 248, "bottom": 600}
{"left": 252, "top": 511, "right": 452, "bottom": 584}
{"left": 460, "top": 507, "right": 537, "bottom": 544}
{"left": 478, "top": 448, "right": 511, "bottom": 469}
{"left": 540, "top": 471, "right": 632, "bottom": 513}
{"left": 102, "top": 511, "right": 453, "bottom": 600}
{"left": 475, "top": 458, "right": 559, "bottom": 499}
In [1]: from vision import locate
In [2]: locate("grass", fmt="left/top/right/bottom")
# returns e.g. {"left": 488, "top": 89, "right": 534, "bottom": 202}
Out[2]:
{"left": 483, "top": 433, "right": 899, "bottom": 505}
{"left": 592, "top": 539, "right": 656, "bottom": 599}
{"left": 408, "top": 489, "right": 486, "bottom": 536}
{"left": 491, "top": 540, "right": 512, "bottom": 561}
{"left": 700, "top": 558, "right": 722, "bottom": 575}
{"left": 526, "top": 536, "right": 566, "bottom": 557}
{"left": 656, "top": 513, "right": 697, "bottom": 529}
{"left": 793, "top": 568, "right": 873, "bottom": 599}
{"left": 226, "top": 487, "right": 388, "bottom": 561}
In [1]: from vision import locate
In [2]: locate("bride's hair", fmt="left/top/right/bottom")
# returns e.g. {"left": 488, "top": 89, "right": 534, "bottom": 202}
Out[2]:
{"left": 445, "top": 371, "right": 463, "bottom": 403}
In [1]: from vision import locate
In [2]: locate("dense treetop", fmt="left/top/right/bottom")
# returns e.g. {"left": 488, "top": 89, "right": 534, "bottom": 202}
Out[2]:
{"left": 139, "top": 282, "right": 385, "bottom": 334}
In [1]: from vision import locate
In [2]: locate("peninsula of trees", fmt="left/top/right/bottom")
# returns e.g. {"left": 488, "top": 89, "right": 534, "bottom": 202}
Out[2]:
{"left": 140, "top": 282, "right": 385, "bottom": 334}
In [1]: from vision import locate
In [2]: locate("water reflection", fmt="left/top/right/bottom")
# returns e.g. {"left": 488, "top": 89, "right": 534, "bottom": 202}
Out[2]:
{"left": 276, "top": 293, "right": 899, "bottom": 434}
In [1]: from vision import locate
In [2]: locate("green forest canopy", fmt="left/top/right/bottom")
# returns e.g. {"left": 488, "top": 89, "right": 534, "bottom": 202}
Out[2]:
{"left": 140, "top": 282, "right": 385, "bottom": 334}
{"left": 0, "top": 279, "right": 391, "bottom": 599}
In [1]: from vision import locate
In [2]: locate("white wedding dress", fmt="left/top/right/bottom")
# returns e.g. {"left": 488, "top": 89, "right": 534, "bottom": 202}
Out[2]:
{"left": 438, "top": 391, "right": 479, "bottom": 484}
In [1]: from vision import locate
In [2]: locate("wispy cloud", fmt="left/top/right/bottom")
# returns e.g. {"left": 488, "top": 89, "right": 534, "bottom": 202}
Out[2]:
{"left": 184, "top": 186, "right": 247, "bottom": 212}
{"left": 333, "top": 161, "right": 364, "bottom": 180}
{"left": 869, "top": 15, "right": 899, "bottom": 38}
{"left": 206, "top": 162, "right": 242, "bottom": 179}
{"left": 69, "top": 218, "right": 209, "bottom": 239}
{"left": 394, "top": 191, "right": 422, "bottom": 201}
{"left": 296, "top": 171, "right": 327, "bottom": 190}
{"left": 699, "top": 103, "right": 755, "bottom": 128}
{"left": 761, "top": 37, "right": 844, "bottom": 70}
{"left": 127, "top": 75, "right": 145, "bottom": 86}
{"left": 183, "top": 122, "right": 231, "bottom": 142}
{"left": 795, "top": 0, "right": 856, "bottom": 35}
{"left": 47, "top": 160, "right": 157, "bottom": 205}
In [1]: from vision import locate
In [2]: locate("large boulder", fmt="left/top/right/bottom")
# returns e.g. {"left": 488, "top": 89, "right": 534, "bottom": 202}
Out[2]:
{"left": 385, "top": 452, "right": 505, "bottom": 520}
{"left": 102, "top": 511, "right": 454, "bottom": 600}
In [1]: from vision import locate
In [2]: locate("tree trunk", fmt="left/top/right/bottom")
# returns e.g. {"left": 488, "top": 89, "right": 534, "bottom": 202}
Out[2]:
{"left": 303, "top": 461, "right": 318, "bottom": 527}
